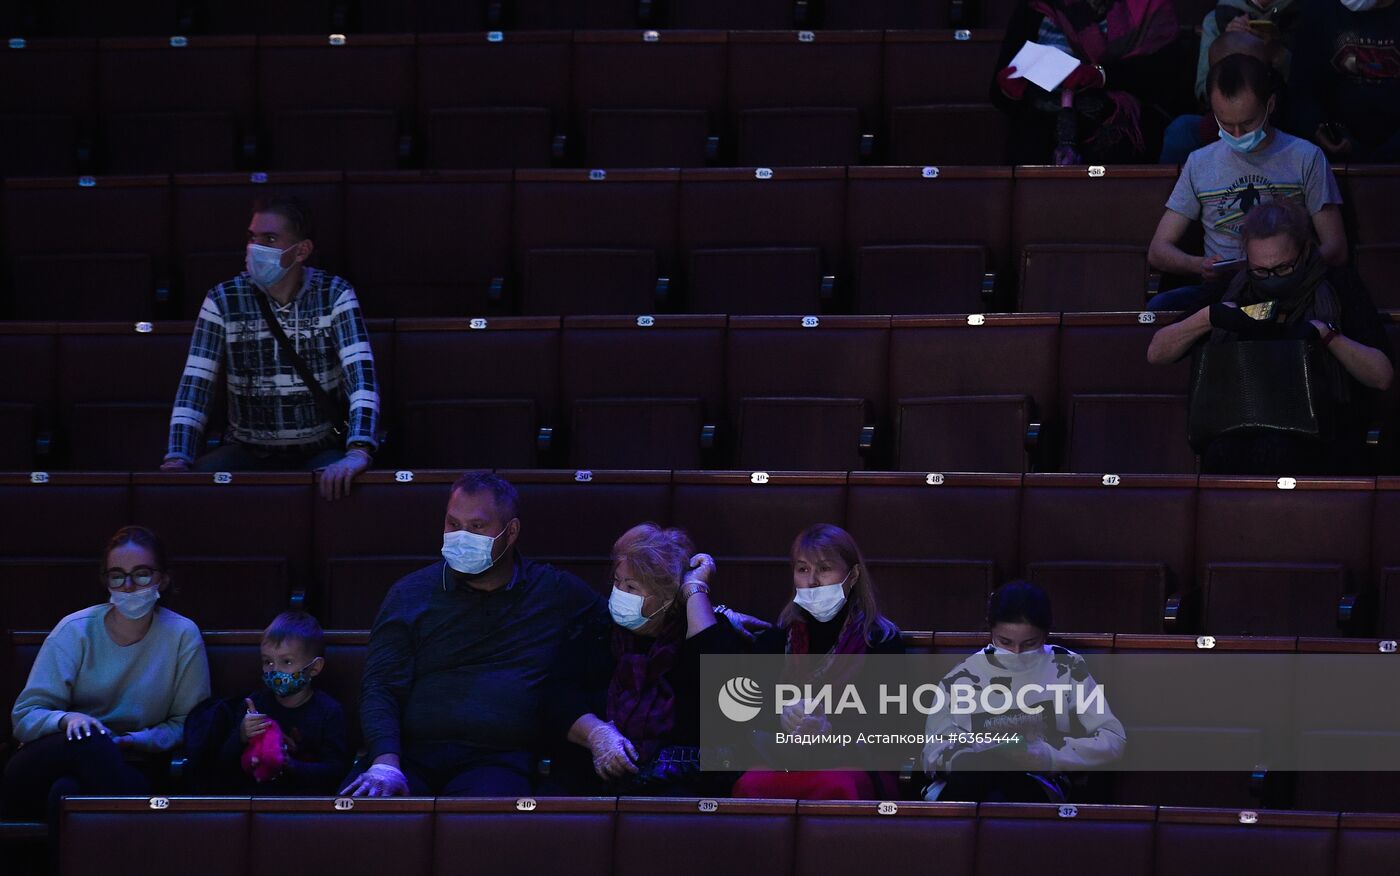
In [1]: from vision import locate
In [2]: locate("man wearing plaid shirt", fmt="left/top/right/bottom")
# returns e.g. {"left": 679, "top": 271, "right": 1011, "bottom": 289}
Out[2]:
{"left": 162, "top": 195, "right": 380, "bottom": 501}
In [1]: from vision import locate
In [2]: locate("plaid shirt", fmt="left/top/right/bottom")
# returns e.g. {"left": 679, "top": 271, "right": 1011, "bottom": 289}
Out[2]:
{"left": 166, "top": 268, "right": 380, "bottom": 462}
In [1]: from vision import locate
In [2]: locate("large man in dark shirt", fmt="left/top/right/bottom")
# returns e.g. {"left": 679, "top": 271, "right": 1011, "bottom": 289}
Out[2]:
{"left": 342, "top": 472, "right": 607, "bottom": 797}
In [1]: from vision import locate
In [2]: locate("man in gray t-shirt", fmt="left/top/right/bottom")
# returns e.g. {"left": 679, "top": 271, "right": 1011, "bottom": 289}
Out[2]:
{"left": 1147, "top": 54, "right": 1347, "bottom": 311}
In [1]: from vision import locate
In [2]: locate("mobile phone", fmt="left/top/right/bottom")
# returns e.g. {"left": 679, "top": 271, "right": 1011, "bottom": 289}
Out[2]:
{"left": 1246, "top": 18, "right": 1277, "bottom": 35}
{"left": 1212, "top": 257, "right": 1246, "bottom": 272}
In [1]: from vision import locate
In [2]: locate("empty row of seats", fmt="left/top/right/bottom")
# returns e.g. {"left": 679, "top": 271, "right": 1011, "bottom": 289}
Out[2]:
{"left": 53, "top": 797, "right": 1400, "bottom": 873}
{"left": 3, "top": 0, "right": 1018, "bottom": 37}
{"left": 3, "top": 166, "right": 1397, "bottom": 322}
{"left": 8, "top": 313, "right": 1399, "bottom": 476}
{"left": 5, "top": 471, "right": 1400, "bottom": 637}
{"left": 0, "top": 31, "right": 1017, "bottom": 177}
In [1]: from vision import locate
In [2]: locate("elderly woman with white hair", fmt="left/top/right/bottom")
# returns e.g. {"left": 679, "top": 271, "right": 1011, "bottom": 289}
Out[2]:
{"left": 561, "top": 522, "right": 754, "bottom": 796}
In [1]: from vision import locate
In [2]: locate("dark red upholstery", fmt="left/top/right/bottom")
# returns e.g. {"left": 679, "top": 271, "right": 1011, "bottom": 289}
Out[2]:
{"left": 666, "top": 0, "right": 797, "bottom": 28}
{"left": 679, "top": 168, "right": 845, "bottom": 314}
{"left": 890, "top": 315, "right": 1058, "bottom": 472}
{"left": 727, "top": 316, "right": 887, "bottom": 471}
{"left": 614, "top": 799, "right": 797, "bottom": 876}
{"left": 1058, "top": 312, "right": 1196, "bottom": 475}
{"left": 4, "top": 176, "right": 170, "bottom": 320}
{"left": 0, "top": 324, "right": 57, "bottom": 470}
{"left": 573, "top": 31, "right": 726, "bottom": 169}
{"left": 0, "top": 473, "right": 130, "bottom": 629}
{"left": 61, "top": 798, "right": 250, "bottom": 876}
{"left": 55, "top": 322, "right": 191, "bottom": 471}
{"left": 845, "top": 473, "right": 1020, "bottom": 639}
{"left": 256, "top": 35, "right": 415, "bottom": 172}
{"left": 1155, "top": 809, "right": 1338, "bottom": 876}
{"left": 515, "top": 169, "right": 679, "bottom": 315}
{"left": 728, "top": 32, "right": 881, "bottom": 167}
{"left": 974, "top": 804, "right": 1156, "bottom": 876}
{"left": 1021, "top": 474, "right": 1196, "bottom": 632}
{"left": 97, "top": 37, "right": 255, "bottom": 174}
{"left": 344, "top": 171, "right": 513, "bottom": 317}
{"left": 1338, "top": 166, "right": 1400, "bottom": 309}
{"left": 795, "top": 802, "right": 977, "bottom": 876}
{"left": 130, "top": 473, "right": 312, "bottom": 628}
{"left": 670, "top": 472, "right": 847, "bottom": 617}
{"left": 392, "top": 318, "right": 560, "bottom": 469}
{"left": 1194, "top": 477, "right": 1374, "bottom": 636}
{"left": 434, "top": 799, "right": 617, "bottom": 876}
{"left": 248, "top": 799, "right": 435, "bottom": 876}
{"left": 310, "top": 470, "right": 459, "bottom": 629}
{"left": 1011, "top": 166, "right": 1177, "bottom": 312}
{"left": 417, "top": 32, "right": 570, "bottom": 170}
{"left": 846, "top": 167, "right": 1012, "bottom": 313}
{"left": 1338, "top": 814, "right": 1400, "bottom": 875}
{"left": 0, "top": 38, "right": 95, "bottom": 177}
{"left": 560, "top": 315, "right": 725, "bottom": 470}
{"left": 499, "top": 469, "right": 672, "bottom": 590}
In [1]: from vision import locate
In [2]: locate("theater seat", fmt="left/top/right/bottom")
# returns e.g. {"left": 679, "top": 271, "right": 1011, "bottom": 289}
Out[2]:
{"left": 418, "top": 32, "right": 570, "bottom": 170}
{"left": 515, "top": 169, "right": 679, "bottom": 316}
{"left": 727, "top": 316, "right": 888, "bottom": 471}
{"left": 671, "top": 471, "right": 848, "bottom": 617}
{"left": 614, "top": 798, "right": 797, "bottom": 876}
{"left": 62, "top": 798, "right": 251, "bottom": 876}
{"left": 1375, "top": 477, "right": 1400, "bottom": 636}
{"left": 1154, "top": 808, "right": 1338, "bottom": 876}
{"left": 435, "top": 799, "right": 617, "bottom": 876}
{"left": 845, "top": 473, "right": 1020, "bottom": 631}
{"left": 680, "top": 167, "right": 846, "bottom": 315}
{"left": 573, "top": 31, "right": 726, "bottom": 169}
{"left": 883, "top": 32, "right": 1007, "bottom": 165}
{"left": 1338, "top": 813, "right": 1400, "bottom": 875}
{"left": 393, "top": 318, "right": 560, "bottom": 470}
{"left": 846, "top": 166, "right": 1012, "bottom": 313}
{"left": 890, "top": 315, "right": 1058, "bottom": 473}
{"left": 0, "top": 324, "right": 57, "bottom": 470}
{"left": 974, "top": 804, "right": 1156, "bottom": 876}
{"left": 796, "top": 802, "right": 977, "bottom": 876}
{"left": 1020, "top": 474, "right": 1196, "bottom": 633}
{"left": 249, "top": 798, "right": 435, "bottom": 876}
{"left": 0, "top": 38, "right": 95, "bottom": 177}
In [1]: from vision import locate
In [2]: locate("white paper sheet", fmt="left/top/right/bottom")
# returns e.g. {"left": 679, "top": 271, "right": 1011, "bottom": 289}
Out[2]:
{"left": 1006, "top": 41, "right": 1082, "bottom": 92}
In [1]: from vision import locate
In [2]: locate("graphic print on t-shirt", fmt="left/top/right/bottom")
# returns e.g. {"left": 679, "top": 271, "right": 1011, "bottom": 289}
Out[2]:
{"left": 1332, "top": 37, "right": 1400, "bottom": 82}
{"left": 1198, "top": 176, "right": 1306, "bottom": 238}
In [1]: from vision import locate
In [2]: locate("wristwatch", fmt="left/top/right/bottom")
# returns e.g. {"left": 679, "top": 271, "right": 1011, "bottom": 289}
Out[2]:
{"left": 680, "top": 580, "right": 711, "bottom": 602}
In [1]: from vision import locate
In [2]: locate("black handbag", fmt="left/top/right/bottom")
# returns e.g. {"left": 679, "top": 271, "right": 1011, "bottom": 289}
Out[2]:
{"left": 1187, "top": 339, "right": 1321, "bottom": 451}
{"left": 252, "top": 291, "right": 350, "bottom": 438}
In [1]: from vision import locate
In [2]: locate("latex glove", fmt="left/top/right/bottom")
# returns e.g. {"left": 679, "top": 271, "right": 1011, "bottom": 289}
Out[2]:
{"left": 684, "top": 553, "right": 716, "bottom": 586}
{"left": 1208, "top": 302, "right": 1257, "bottom": 333}
{"left": 1224, "top": 13, "right": 1255, "bottom": 34}
{"left": 781, "top": 703, "right": 831, "bottom": 736}
{"left": 587, "top": 722, "right": 639, "bottom": 780}
{"left": 722, "top": 609, "right": 773, "bottom": 644}
{"left": 62, "top": 712, "right": 110, "bottom": 741}
{"left": 1060, "top": 62, "right": 1106, "bottom": 91}
{"left": 318, "top": 450, "right": 371, "bottom": 501}
{"left": 241, "top": 698, "right": 271, "bottom": 742}
{"left": 996, "top": 66, "right": 1029, "bottom": 100}
{"left": 341, "top": 762, "right": 410, "bottom": 798}
{"left": 1010, "top": 740, "right": 1056, "bottom": 771}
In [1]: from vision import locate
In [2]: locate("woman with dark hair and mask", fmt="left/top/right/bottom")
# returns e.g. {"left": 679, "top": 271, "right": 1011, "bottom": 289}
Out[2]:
{"left": 2, "top": 525, "right": 210, "bottom": 820}
{"left": 731, "top": 523, "right": 904, "bottom": 800}
{"left": 922, "top": 581, "right": 1124, "bottom": 803}
{"left": 1148, "top": 198, "right": 1393, "bottom": 474}
{"left": 992, "top": 0, "right": 1181, "bottom": 163}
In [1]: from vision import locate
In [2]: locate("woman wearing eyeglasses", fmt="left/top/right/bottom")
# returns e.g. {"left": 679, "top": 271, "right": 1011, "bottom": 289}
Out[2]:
{"left": 2, "top": 525, "right": 210, "bottom": 821}
{"left": 1148, "top": 198, "right": 1393, "bottom": 474}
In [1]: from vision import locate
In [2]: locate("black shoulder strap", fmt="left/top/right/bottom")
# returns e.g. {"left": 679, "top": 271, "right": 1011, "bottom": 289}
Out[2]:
{"left": 252, "top": 287, "right": 348, "bottom": 438}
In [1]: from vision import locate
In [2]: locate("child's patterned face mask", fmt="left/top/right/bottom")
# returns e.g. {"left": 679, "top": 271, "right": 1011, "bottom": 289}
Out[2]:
{"left": 263, "top": 659, "right": 318, "bottom": 697}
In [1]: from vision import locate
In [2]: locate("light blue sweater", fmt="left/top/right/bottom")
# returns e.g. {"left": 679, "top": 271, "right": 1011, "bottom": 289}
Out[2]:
{"left": 11, "top": 604, "right": 211, "bottom": 752}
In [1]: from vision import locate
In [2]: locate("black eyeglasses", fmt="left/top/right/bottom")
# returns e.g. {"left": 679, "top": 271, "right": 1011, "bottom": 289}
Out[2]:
{"left": 1249, "top": 251, "right": 1303, "bottom": 280}
{"left": 104, "top": 567, "right": 159, "bottom": 590}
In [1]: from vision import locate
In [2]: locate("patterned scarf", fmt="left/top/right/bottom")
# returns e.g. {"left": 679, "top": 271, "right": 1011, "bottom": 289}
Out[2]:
{"left": 785, "top": 605, "right": 873, "bottom": 690}
{"left": 606, "top": 617, "right": 683, "bottom": 764}
{"left": 1030, "top": 0, "right": 1179, "bottom": 153}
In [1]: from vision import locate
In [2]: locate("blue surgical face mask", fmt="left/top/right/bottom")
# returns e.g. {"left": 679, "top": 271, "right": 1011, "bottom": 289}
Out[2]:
{"left": 263, "top": 658, "right": 319, "bottom": 698}
{"left": 609, "top": 586, "right": 667, "bottom": 631}
{"left": 1218, "top": 121, "right": 1268, "bottom": 154}
{"left": 109, "top": 586, "right": 160, "bottom": 620}
{"left": 441, "top": 526, "right": 509, "bottom": 575}
{"left": 245, "top": 242, "right": 298, "bottom": 289}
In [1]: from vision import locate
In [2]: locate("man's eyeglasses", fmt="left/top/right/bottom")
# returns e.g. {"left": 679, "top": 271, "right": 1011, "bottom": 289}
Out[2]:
{"left": 105, "top": 567, "right": 159, "bottom": 590}
{"left": 1249, "top": 252, "right": 1302, "bottom": 280}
